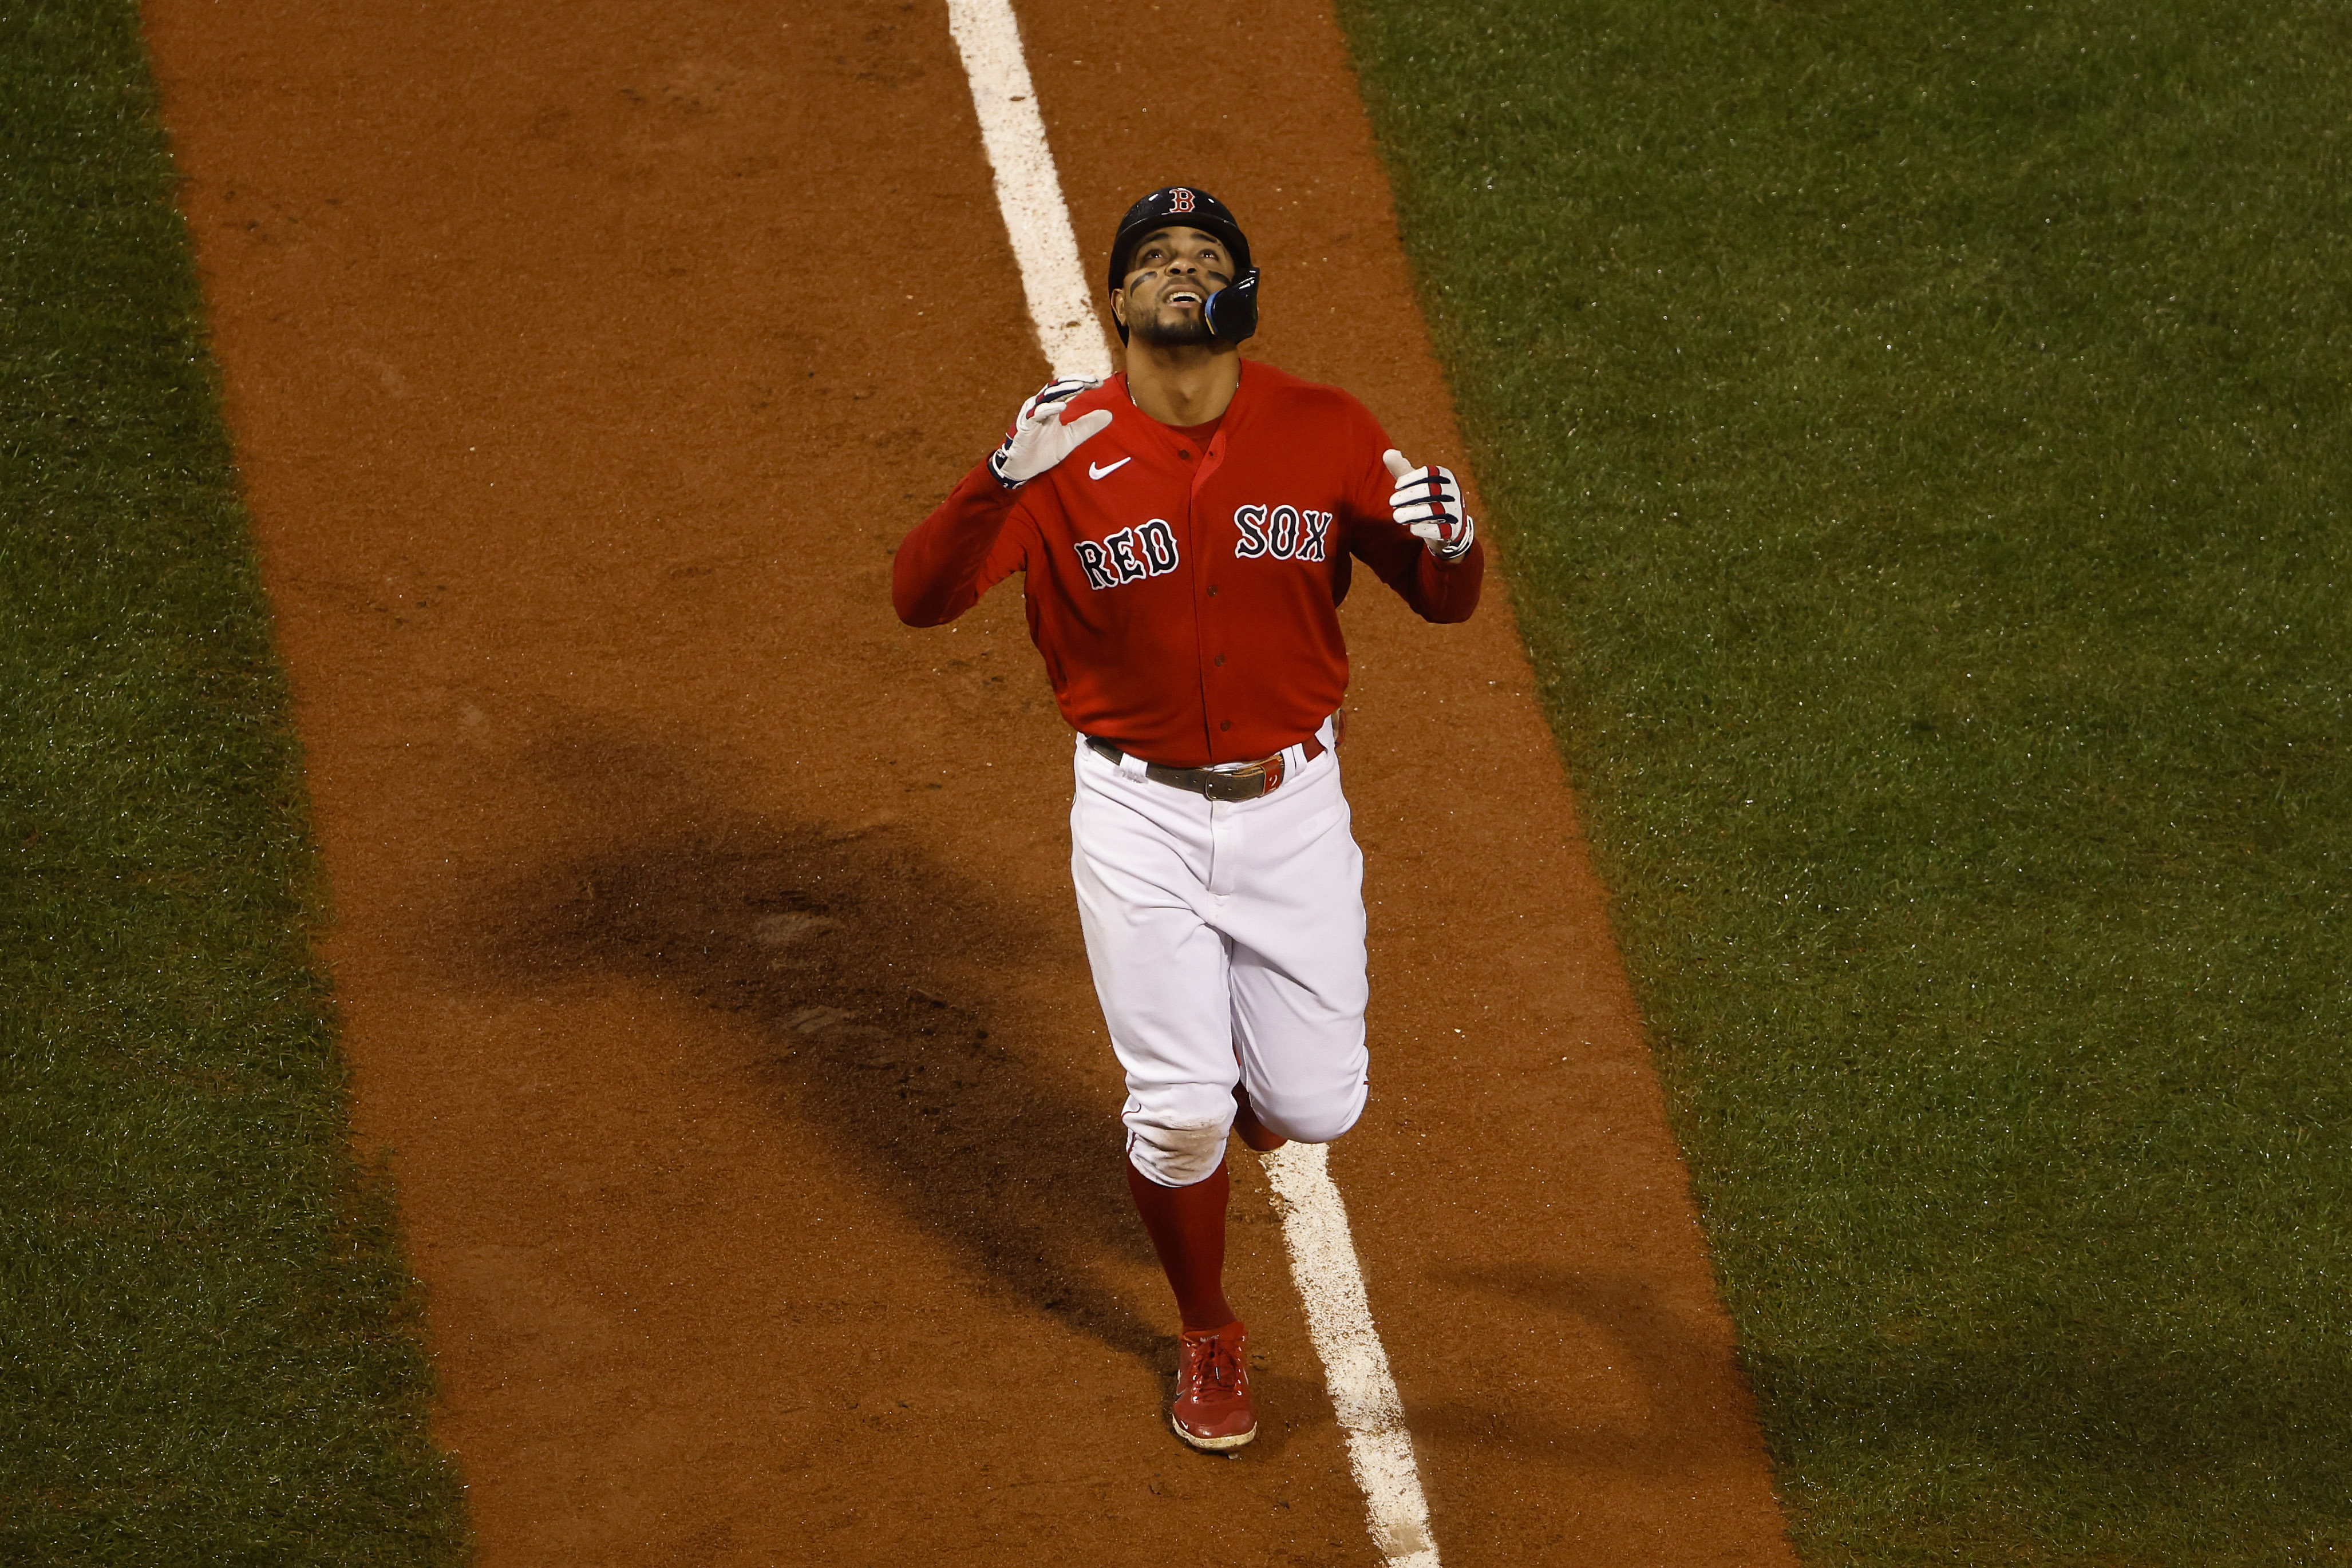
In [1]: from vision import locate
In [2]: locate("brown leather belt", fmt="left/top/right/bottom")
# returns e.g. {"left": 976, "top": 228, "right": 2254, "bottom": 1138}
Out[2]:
{"left": 1085, "top": 734, "right": 1327, "bottom": 802}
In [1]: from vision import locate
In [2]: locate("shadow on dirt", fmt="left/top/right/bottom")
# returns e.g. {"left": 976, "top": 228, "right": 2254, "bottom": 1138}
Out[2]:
{"left": 453, "top": 724, "right": 1163, "bottom": 1361}
{"left": 1414, "top": 1261, "right": 1758, "bottom": 1475}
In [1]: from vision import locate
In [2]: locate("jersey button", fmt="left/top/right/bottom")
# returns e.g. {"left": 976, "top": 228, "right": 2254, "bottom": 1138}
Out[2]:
{"left": 1220, "top": 720, "right": 1232, "bottom": 732}
{"left": 1206, "top": 585, "right": 1219, "bottom": 596}
{"left": 1213, "top": 654, "right": 1226, "bottom": 667}
{"left": 1177, "top": 449, "right": 1192, "bottom": 460}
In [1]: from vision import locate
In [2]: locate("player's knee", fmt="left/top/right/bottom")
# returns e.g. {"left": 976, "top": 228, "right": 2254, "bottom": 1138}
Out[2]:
{"left": 1250, "top": 1074, "right": 1367, "bottom": 1146}
{"left": 1127, "top": 1116, "right": 1234, "bottom": 1187}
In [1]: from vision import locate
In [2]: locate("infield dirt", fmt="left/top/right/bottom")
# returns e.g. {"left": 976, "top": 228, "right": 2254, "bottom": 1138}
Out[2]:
{"left": 144, "top": 1, "right": 1796, "bottom": 1562}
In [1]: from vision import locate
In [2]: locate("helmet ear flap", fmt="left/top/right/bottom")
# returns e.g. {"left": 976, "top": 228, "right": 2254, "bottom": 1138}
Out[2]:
{"left": 1204, "top": 267, "right": 1259, "bottom": 343}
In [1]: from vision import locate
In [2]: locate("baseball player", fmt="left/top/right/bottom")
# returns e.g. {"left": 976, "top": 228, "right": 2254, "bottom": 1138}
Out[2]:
{"left": 893, "top": 187, "right": 1481, "bottom": 1451}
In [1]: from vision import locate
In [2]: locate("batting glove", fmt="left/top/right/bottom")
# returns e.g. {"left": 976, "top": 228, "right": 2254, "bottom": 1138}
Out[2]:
{"left": 1382, "top": 449, "right": 1476, "bottom": 561}
{"left": 990, "top": 377, "right": 1113, "bottom": 487}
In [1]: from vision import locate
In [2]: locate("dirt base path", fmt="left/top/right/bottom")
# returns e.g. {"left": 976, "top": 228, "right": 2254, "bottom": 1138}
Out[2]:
{"left": 147, "top": 0, "right": 1796, "bottom": 1562}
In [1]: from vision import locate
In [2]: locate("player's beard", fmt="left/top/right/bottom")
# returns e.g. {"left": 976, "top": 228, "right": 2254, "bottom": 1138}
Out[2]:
{"left": 1132, "top": 303, "right": 1215, "bottom": 347}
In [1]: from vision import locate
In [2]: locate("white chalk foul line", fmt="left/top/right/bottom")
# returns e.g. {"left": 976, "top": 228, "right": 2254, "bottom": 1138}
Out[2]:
{"left": 1263, "top": 1143, "right": 1442, "bottom": 1568}
{"left": 943, "top": 0, "right": 1114, "bottom": 381}
{"left": 941, "top": 6, "right": 1441, "bottom": 1561}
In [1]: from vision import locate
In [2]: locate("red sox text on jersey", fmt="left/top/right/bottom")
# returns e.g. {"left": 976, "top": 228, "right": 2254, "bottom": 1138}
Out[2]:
{"left": 1070, "top": 502, "right": 1333, "bottom": 590}
{"left": 893, "top": 362, "right": 1481, "bottom": 767}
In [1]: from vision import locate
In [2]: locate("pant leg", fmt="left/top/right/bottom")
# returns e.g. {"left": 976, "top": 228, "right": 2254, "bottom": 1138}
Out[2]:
{"left": 1216, "top": 749, "right": 1370, "bottom": 1143}
{"left": 1070, "top": 741, "right": 1239, "bottom": 1186}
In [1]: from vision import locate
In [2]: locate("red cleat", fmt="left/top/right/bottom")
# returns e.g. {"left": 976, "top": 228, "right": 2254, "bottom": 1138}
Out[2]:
{"left": 1171, "top": 1321, "right": 1258, "bottom": 1452}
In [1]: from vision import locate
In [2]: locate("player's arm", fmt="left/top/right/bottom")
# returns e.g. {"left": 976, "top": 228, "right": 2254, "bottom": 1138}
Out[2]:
{"left": 892, "top": 468, "right": 1021, "bottom": 626}
{"left": 892, "top": 378, "right": 1112, "bottom": 626}
{"left": 1340, "top": 446, "right": 1484, "bottom": 623}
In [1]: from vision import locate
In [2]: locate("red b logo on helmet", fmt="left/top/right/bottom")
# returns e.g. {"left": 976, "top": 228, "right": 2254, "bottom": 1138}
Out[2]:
{"left": 1168, "top": 188, "right": 1196, "bottom": 213}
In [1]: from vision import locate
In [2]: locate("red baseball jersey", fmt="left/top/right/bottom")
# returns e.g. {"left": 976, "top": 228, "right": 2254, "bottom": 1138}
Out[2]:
{"left": 892, "top": 361, "right": 1483, "bottom": 767}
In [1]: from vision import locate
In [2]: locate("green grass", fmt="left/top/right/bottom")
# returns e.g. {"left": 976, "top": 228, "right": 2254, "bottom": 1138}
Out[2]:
{"left": 0, "top": 2, "right": 468, "bottom": 1561}
{"left": 1338, "top": 0, "right": 2352, "bottom": 1561}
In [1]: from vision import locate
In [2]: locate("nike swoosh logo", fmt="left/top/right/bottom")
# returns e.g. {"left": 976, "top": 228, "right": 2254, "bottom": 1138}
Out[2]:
{"left": 1088, "top": 457, "right": 1133, "bottom": 480}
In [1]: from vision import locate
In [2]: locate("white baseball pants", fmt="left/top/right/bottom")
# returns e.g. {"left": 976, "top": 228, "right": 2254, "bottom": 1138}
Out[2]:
{"left": 1069, "top": 726, "right": 1370, "bottom": 1188}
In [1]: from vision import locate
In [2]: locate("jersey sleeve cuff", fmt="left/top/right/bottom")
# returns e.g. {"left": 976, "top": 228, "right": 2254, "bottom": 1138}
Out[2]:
{"left": 958, "top": 460, "right": 1026, "bottom": 508}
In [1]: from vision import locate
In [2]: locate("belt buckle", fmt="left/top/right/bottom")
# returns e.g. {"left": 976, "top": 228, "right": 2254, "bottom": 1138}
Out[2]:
{"left": 1203, "top": 767, "right": 1259, "bottom": 803}
{"left": 1204, "top": 755, "right": 1282, "bottom": 802}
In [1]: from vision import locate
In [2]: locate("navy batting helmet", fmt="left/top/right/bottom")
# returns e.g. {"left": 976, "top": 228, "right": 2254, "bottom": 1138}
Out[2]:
{"left": 1107, "top": 186, "right": 1258, "bottom": 345}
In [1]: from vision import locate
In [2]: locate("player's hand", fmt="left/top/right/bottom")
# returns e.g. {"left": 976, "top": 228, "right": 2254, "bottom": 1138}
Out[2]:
{"left": 1382, "top": 449, "right": 1476, "bottom": 561}
{"left": 990, "top": 377, "right": 1113, "bottom": 487}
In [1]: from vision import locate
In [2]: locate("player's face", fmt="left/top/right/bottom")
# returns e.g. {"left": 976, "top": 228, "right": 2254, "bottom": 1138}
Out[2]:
{"left": 1115, "top": 227, "right": 1235, "bottom": 346}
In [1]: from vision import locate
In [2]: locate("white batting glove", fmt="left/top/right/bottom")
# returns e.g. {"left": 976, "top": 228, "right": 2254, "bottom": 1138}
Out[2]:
{"left": 1382, "top": 449, "right": 1476, "bottom": 561}
{"left": 989, "top": 377, "right": 1113, "bottom": 487}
